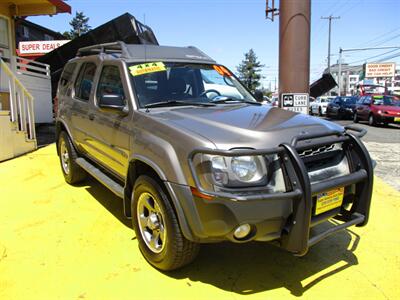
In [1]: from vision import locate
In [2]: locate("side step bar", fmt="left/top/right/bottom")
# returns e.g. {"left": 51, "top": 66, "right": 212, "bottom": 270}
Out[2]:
{"left": 75, "top": 157, "right": 124, "bottom": 198}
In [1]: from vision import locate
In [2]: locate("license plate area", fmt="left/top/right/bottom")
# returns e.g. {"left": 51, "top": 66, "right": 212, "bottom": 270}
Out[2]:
{"left": 315, "top": 187, "right": 344, "bottom": 215}
{"left": 394, "top": 117, "right": 400, "bottom": 122}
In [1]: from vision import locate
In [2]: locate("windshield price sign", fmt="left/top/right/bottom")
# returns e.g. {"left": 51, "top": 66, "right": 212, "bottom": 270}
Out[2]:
{"left": 281, "top": 93, "right": 309, "bottom": 114}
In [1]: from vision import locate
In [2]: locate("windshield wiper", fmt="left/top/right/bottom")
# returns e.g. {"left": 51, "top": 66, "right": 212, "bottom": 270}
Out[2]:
{"left": 144, "top": 100, "right": 216, "bottom": 109}
{"left": 211, "top": 97, "right": 262, "bottom": 106}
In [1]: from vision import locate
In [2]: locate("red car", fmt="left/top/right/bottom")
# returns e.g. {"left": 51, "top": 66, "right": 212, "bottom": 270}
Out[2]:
{"left": 354, "top": 95, "right": 400, "bottom": 126}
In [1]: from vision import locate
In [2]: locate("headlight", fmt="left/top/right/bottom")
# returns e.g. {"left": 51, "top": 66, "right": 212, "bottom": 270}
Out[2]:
{"left": 193, "top": 152, "right": 287, "bottom": 193}
{"left": 377, "top": 110, "right": 382, "bottom": 114}
{"left": 231, "top": 156, "right": 263, "bottom": 182}
{"left": 209, "top": 155, "right": 268, "bottom": 187}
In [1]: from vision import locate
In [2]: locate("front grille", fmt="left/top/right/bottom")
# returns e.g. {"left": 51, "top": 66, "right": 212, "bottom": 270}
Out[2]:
{"left": 297, "top": 143, "right": 349, "bottom": 183}
{"left": 298, "top": 144, "right": 336, "bottom": 158}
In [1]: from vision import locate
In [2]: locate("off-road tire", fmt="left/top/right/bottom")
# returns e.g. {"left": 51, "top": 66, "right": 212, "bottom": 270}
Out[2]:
{"left": 131, "top": 175, "right": 199, "bottom": 271}
{"left": 57, "top": 131, "right": 86, "bottom": 184}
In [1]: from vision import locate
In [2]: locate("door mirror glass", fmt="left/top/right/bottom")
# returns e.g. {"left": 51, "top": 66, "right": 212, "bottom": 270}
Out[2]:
{"left": 99, "top": 94, "right": 126, "bottom": 111}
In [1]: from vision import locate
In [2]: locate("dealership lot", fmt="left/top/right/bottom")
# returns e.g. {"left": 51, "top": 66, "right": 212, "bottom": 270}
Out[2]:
{"left": 0, "top": 145, "right": 399, "bottom": 300}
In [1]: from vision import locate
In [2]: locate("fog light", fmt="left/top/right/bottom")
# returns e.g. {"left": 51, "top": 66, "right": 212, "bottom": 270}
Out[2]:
{"left": 233, "top": 224, "right": 251, "bottom": 239}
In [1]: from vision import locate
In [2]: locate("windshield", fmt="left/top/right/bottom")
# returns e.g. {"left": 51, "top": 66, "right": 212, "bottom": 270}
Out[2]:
{"left": 127, "top": 62, "right": 256, "bottom": 108}
{"left": 373, "top": 96, "right": 400, "bottom": 106}
{"left": 342, "top": 97, "right": 356, "bottom": 104}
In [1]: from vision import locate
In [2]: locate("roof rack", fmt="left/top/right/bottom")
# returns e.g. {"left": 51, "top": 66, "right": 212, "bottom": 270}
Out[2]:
{"left": 77, "top": 41, "right": 129, "bottom": 57}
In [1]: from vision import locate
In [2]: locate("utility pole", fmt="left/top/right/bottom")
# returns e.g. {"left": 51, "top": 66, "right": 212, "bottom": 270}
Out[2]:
{"left": 321, "top": 15, "right": 340, "bottom": 74}
{"left": 279, "top": 0, "right": 311, "bottom": 99}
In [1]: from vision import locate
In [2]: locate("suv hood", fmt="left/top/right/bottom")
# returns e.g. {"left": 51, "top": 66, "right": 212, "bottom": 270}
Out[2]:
{"left": 149, "top": 104, "right": 344, "bottom": 149}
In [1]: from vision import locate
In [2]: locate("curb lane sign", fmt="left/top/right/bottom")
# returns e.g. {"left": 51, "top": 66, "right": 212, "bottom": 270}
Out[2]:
{"left": 281, "top": 93, "right": 309, "bottom": 114}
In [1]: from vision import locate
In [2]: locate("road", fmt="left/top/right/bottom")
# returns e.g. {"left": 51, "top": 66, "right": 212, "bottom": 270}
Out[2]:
{"left": 323, "top": 117, "right": 400, "bottom": 191}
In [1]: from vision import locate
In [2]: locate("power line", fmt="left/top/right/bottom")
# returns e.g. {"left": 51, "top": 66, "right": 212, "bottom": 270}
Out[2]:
{"left": 348, "top": 48, "right": 399, "bottom": 65}
{"left": 355, "top": 26, "right": 400, "bottom": 48}
{"left": 377, "top": 50, "right": 400, "bottom": 62}
{"left": 370, "top": 33, "right": 400, "bottom": 47}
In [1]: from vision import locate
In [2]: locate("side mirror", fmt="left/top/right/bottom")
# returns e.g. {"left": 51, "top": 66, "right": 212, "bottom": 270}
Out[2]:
{"left": 98, "top": 94, "right": 127, "bottom": 113}
{"left": 253, "top": 90, "right": 264, "bottom": 102}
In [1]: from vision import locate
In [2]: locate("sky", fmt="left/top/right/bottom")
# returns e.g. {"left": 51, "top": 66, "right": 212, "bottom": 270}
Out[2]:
{"left": 29, "top": 0, "right": 400, "bottom": 89}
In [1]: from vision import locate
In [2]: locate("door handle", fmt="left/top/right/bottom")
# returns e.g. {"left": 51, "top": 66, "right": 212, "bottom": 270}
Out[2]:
{"left": 89, "top": 114, "right": 95, "bottom": 121}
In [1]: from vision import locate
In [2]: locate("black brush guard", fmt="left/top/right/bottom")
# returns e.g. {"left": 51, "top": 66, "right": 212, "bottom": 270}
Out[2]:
{"left": 188, "top": 125, "right": 373, "bottom": 256}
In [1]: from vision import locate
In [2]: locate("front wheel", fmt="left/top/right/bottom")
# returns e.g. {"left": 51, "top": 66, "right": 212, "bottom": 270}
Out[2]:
{"left": 319, "top": 107, "right": 323, "bottom": 116}
{"left": 368, "top": 114, "right": 376, "bottom": 126}
{"left": 131, "top": 175, "right": 199, "bottom": 271}
{"left": 353, "top": 112, "right": 359, "bottom": 123}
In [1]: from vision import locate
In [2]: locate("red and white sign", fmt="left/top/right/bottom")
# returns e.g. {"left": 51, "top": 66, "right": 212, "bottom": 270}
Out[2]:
{"left": 365, "top": 62, "right": 396, "bottom": 78}
{"left": 18, "top": 40, "right": 70, "bottom": 55}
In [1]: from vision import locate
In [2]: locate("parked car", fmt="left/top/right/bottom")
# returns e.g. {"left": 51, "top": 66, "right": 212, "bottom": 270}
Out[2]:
{"left": 271, "top": 96, "right": 279, "bottom": 107}
{"left": 56, "top": 42, "right": 373, "bottom": 271}
{"left": 326, "top": 96, "right": 357, "bottom": 119}
{"left": 310, "top": 96, "right": 335, "bottom": 116}
{"left": 354, "top": 95, "right": 400, "bottom": 126}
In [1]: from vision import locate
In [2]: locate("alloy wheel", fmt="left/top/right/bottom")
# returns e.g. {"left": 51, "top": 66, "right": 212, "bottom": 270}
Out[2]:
{"left": 136, "top": 192, "right": 166, "bottom": 253}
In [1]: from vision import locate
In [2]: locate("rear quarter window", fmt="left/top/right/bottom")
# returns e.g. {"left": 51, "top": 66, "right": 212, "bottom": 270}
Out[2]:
{"left": 58, "top": 62, "right": 77, "bottom": 95}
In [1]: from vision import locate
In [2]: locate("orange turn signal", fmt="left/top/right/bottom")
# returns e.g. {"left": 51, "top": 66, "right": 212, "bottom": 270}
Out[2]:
{"left": 190, "top": 187, "right": 214, "bottom": 200}
{"left": 213, "top": 65, "right": 232, "bottom": 77}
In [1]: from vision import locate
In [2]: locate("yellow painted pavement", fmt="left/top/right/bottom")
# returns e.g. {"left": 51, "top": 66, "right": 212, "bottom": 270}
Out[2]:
{"left": 0, "top": 145, "right": 399, "bottom": 300}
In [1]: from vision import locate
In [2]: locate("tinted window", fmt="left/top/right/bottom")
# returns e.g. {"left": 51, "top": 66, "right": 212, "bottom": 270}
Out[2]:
{"left": 74, "top": 62, "right": 96, "bottom": 101}
{"left": 373, "top": 95, "right": 399, "bottom": 106}
{"left": 357, "top": 96, "right": 364, "bottom": 104}
{"left": 58, "top": 62, "right": 76, "bottom": 95}
{"left": 342, "top": 97, "right": 356, "bottom": 104}
{"left": 363, "top": 96, "right": 372, "bottom": 105}
{"left": 96, "top": 65, "right": 125, "bottom": 102}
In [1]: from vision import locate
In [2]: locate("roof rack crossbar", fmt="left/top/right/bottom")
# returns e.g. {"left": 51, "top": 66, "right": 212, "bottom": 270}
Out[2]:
{"left": 77, "top": 41, "right": 129, "bottom": 57}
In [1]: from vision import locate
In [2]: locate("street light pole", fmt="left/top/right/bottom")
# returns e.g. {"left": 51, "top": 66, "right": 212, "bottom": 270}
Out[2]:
{"left": 321, "top": 15, "right": 340, "bottom": 74}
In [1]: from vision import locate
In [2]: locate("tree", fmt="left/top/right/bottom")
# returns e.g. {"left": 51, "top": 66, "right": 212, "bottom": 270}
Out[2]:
{"left": 236, "top": 49, "right": 264, "bottom": 92}
{"left": 64, "top": 11, "right": 91, "bottom": 39}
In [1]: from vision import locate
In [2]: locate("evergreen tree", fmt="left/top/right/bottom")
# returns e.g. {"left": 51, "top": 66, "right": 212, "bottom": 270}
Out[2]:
{"left": 236, "top": 49, "right": 264, "bottom": 92}
{"left": 65, "top": 11, "right": 91, "bottom": 39}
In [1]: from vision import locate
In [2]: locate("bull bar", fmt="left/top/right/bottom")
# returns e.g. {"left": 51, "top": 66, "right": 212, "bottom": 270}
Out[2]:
{"left": 188, "top": 125, "right": 373, "bottom": 256}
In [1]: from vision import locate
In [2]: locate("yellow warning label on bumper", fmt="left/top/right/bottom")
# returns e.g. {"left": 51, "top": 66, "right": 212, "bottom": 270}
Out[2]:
{"left": 315, "top": 187, "right": 344, "bottom": 215}
{"left": 129, "top": 62, "right": 166, "bottom": 76}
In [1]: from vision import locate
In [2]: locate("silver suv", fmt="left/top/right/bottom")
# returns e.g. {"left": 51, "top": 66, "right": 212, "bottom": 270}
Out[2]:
{"left": 56, "top": 42, "right": 373, "bottom": 271}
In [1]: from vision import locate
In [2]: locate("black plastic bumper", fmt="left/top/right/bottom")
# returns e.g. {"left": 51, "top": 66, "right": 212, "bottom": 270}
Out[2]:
{"left": 187, "top": 126, "right": 373, "bottom": 255}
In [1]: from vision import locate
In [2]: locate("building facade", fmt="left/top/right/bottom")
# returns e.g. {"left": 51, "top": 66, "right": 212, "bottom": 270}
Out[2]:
{"left": 0, "top": 0, "right": 70, "bottom": 161}
{"left": 325, "top": 63, "right": 400, "bottom": 96}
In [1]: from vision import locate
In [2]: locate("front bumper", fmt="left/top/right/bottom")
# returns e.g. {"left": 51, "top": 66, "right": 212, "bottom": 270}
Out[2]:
{"left": 176, "top": 126, "right": 373, "bottom": 256}
{"left": 375, "top": 114, "right": 400, "bottom": 124}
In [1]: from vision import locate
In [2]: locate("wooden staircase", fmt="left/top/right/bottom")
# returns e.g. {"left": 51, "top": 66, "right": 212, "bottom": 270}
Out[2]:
{"left": 0, "top": 58, "right": 37, "bottom": 161}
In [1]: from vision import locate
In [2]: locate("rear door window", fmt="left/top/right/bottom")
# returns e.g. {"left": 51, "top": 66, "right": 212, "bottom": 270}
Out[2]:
{"left": 74, "top": 62, "right": 97, "bottom": 101}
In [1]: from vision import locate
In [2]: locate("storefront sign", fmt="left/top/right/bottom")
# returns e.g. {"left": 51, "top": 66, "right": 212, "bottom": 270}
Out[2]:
{"left": 365, "top": 62, "right": 396, "bottom": 78}
{"left": 281, "top": 93, "right": 309, "bottom": 114}
{"left": 18, "top": 40, "right": 70, "bottom": 55}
